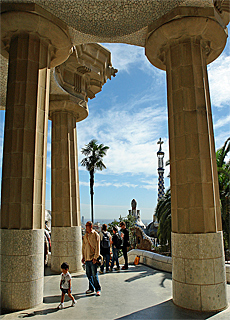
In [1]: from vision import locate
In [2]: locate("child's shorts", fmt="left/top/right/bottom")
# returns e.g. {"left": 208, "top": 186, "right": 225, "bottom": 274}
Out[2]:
{"left": 61, "top": 288, "right": 71, "bottom": 294}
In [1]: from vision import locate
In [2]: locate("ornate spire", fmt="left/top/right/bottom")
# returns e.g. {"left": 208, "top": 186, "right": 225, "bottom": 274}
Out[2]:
{"left": 157, "top": 138, "right": 165, "bottom": 201}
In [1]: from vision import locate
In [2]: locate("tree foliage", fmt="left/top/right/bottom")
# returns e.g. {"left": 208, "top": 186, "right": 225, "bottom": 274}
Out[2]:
{"left": 108, "top": 212, "right": 136, "bottom": 250}
{"left": 155, "top": 188, "right": 171, "bottom": 252}
{"left": 216, "top": 137, "right": 230, "bottom": 251}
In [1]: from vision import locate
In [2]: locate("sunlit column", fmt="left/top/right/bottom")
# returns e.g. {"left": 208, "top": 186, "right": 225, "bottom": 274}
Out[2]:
{"left": 0, "top": 4, "right": 72, "bottom": 311}
{"left": 146, "top": 7, "right": 228, "bottom": 312}
{"left": 49, "top": 97, "right": 87, "bottom": 273}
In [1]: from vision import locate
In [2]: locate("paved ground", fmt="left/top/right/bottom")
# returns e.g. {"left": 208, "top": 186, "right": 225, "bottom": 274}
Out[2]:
{"left": 1, "top": 264, "right": 230, "bottom": 320}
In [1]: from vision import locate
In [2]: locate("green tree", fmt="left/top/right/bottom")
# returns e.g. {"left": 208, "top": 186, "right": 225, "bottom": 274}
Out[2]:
{"left": 155, "top": 188, "right": 171, "bottom": 252}
{"left": 108, "top": 213, "right": 136, "bottom": 250}
{"left": 216, "top": 137, "right": 230, "bottom": 251}
{"left": 81, "top": 139, "right": 109, "bottom": 223}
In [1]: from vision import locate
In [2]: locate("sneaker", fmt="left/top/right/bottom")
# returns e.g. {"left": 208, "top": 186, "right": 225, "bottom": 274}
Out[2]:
{"left": 86, "top": 289, "right": 94, "bottom": 294}
{"left": 71, "top": 300, "right": 76, "bottom": 307}
{"left": 96, "top": 291, "right": 101, "bottom": 296}
{"left": 58, "top": 303, "right": 64, "bottom": 309}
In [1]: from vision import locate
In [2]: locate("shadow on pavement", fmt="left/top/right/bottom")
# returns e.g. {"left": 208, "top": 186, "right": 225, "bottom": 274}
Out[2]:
{"left": 115, "top": 299, "right": 219, "bottom": 320}
{"left": 18, "top": 307, "right": 60, "bottom": 318}
{"left": 43, "top": 292, "right": 94, "bottom": 304}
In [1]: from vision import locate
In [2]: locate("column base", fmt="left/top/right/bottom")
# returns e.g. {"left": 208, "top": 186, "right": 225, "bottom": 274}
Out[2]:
{"left": 51, "top": 226, "right": 82, "bottom": 273}
{"left": 172, "top": 231, "right": 227, "bottom": 311}
{"left": 1, "top": 229, "right": 44, "bottom": 311}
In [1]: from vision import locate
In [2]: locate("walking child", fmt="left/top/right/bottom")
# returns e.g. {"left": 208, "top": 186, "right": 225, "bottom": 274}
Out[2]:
{"left": 58, "top": 262, "right": 76, "bottom": 309}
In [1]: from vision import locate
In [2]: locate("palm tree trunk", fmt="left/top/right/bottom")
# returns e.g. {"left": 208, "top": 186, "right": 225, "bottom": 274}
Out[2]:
{"left": 90, "top": 170, "right": 94, "bottom": 223}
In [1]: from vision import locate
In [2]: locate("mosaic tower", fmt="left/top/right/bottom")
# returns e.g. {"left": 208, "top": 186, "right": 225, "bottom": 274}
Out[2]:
{"left": 157, "top": 138, "right": 165, "bottom": 201}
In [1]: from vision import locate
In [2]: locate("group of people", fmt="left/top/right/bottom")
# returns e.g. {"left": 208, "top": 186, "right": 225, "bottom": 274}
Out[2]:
{"left": 58, "top": 221, "right": 129, "bottom": 308}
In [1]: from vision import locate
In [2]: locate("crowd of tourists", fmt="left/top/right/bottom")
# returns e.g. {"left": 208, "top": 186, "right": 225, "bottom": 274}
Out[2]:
{"left": 57, "top": 220, "right": 129, "bottom": 308}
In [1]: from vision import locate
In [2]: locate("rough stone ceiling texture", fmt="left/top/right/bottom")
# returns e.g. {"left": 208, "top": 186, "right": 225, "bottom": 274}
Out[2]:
{"left": 1, "top": 0, "right": 214, "bottom": 46}
{"left": 0, "top": 0, "right": 216, "bottom": 110}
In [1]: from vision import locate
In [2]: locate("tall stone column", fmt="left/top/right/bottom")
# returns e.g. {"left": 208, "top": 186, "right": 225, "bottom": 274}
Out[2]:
{"left": 0, "top": 4, "right": 72, "bottom": 311}
{"left": 49, "top": 45, "right": 116, "bottom": 273}
{"left": 49, "top": 97, "right": 87, "bottom": 273}
{"left": 146, "top": 8, "right": 228, "bottom": 312}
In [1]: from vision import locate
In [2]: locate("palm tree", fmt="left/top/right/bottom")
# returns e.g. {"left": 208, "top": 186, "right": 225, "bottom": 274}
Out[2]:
{"left": 216, "top": 137, "right": 230, "bottom": 251}
{"left": 81, "top": 139, "right": 109, "bottom": 223}
{"left": 155, "top": 188, "right": 171, "bottom": 251}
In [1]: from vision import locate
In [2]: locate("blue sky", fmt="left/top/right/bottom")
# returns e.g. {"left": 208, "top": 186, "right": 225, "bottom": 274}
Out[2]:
{"left": 0, "top": 34, "right": 229, "bottom": 222}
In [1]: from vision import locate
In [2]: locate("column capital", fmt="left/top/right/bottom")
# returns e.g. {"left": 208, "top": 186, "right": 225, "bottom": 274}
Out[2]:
{"left": 49, "top": 94, "right": 89, "bottom": 122}
{"left": 53, "top": 44, "right": 117, "bottom": 101}
{"left": 1, "top": 3, "right": 72, "bottom": 67}
{"left": 145, "top": 6, "right": 228, "bottom": 70}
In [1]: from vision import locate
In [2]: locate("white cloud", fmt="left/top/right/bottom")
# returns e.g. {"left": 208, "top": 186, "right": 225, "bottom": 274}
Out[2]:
{"left": 208, "top": 53, "right": 230, "bottom": 108}
{"left": 214, "top": 114, "right": 230, "bottom": 129}
{"left": 102, "top": 43, "right": 165, "bottom": 80}
{"left": 78, "top": 99, "right": 169, "bottom": 176}
{"left": 102, "top": 43, "right": 146, "bottom": 73}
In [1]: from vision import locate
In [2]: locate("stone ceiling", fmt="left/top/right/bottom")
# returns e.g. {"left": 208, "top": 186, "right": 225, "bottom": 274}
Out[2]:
{"left": 1, "top": 0, "right": 214, "bottom": 46}
{"left": 0, "top": 0, "right": 224, "bottom": 110}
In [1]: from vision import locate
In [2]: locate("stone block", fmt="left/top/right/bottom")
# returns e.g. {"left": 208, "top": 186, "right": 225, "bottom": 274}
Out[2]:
{"left": 173, "top": 280, "right": 201, "bottom": 310}
{"left": 185, "top": 134, "right": 199, "bottom": 159}
{"left": 1, "top": 281, "right": 12, "bottom": 310}
{"left": 174, "top": 136, "right": 186, "bottom": 160}
{"left": 188, "top": 183, "right": 203, "bottom": 208}
{"left": 177, "top": 185, "right": 189, "bottom": 208}
{"left": 204, "top": 208, "right": 216, "bottom": 233}
{"left": 185, "top": 259, "right": 215, "bottom": 285}
{"left": 25, "top": 254, "right": 44, "bottom": 281}
{"left": 13, "top": 230, "right": 33, "bottom": 255}
{"left": 199, "top": 232, "right": 223, "bottom": 259}
{"left": 201, "top": 282, "right": 227, "bottom": 311}
{"left": 189, "top": 208, "right": 205, "bottom": 233}
{"left": 172, "top": 257, "right": 185, "bottom": 282}
{"left": 214, "top": 257, "right": 226, "bottom": 284}
{"left": 172, "top": 233, "right": 200, "bottom": 259}
{"left": 202, "top": 183, "right": 215, "bottom": 208}
{"left": 177, "top": 208, "right": 189, "bottom": 233}
{"left": 1, "top": 229, "right": 14, "bottom": 255}
{"left": 51, "top": 255, "right": 60, "bottom": 272}
{"left": 181, "top": 65, "right": 194, "bottom": 88}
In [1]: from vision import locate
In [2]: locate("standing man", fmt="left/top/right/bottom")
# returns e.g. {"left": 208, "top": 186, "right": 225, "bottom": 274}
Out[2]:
{"left": 120, "top": 221, "right": 129, "bottom": 270}
{"left": 82, "top": 221, "right": 101, "bottom": 296}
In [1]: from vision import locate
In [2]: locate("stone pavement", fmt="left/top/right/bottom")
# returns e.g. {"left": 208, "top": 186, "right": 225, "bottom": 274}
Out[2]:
{"left": 1, "top": 264, "right": 230, "bottom": 320}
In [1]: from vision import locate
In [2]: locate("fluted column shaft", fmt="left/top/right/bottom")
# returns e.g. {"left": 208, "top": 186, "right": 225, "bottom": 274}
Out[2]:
{"left": 1, "top": 33, "right": 50, "bottom": 229}
{"left": 1, "top": 33, "right": 50, "bottom": 311}
{"left": 166, "top": 38, "right": 221, "bottom": 234}
{"left": 51, "top": 110, "right": 82, "bottom": 272}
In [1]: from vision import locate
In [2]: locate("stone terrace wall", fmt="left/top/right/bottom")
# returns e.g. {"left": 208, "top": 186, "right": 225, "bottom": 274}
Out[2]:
{"left": 120, "top": 249, "right": 230, "bottom": 284}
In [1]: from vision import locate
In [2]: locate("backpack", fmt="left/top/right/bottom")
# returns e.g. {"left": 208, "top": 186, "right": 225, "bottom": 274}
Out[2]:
{"left": 101, "top": 231, "right": 110, "bottom": 249}
{"left": 116, "top": 233, "right": 123, "bottom": 249}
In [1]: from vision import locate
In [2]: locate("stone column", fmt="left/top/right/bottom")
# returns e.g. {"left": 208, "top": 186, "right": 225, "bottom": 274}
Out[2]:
{"left": 146, "top": 8, "right": 228, "bottom": 312}
{"left": 0, "top": 4, "right": 72, "bottom": 311}
{"left": 49, "top": 97, "right": 87, "bottom": 273}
